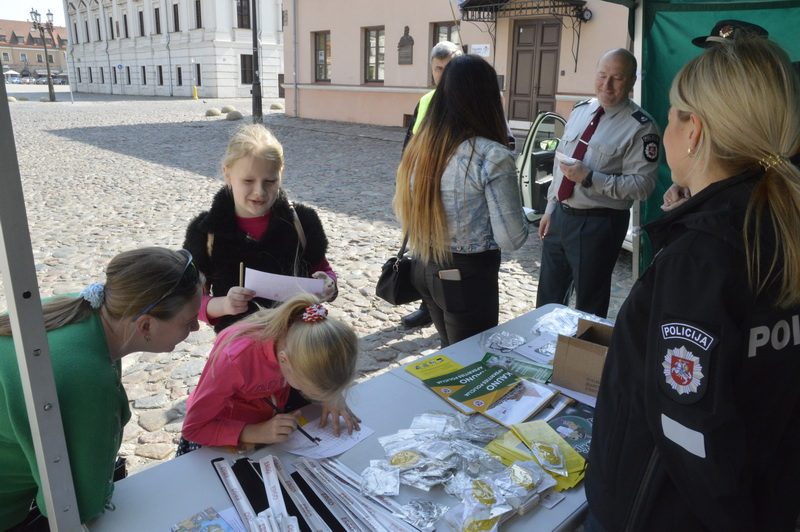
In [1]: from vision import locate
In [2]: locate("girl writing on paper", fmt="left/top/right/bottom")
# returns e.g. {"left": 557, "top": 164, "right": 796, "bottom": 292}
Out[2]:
{"left": 184, "top": 124, "right": 337, "bottom": 333}
{"left": 0, "top": 247, "right": 202, "bottom": 529}
{"left": 178, "top": 293, "right": 359, "bottom": 455}
{"left": 394, "top": 54, "right": 529, "bottom": 347}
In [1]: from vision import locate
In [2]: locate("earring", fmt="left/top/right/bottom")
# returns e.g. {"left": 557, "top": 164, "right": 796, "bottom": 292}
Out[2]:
{"left": 687, "top": 147, "right": 696, "bottom": 158}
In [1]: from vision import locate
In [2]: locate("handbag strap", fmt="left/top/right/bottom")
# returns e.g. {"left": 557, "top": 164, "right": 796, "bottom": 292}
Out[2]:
{"left": 397, "top": 233, "right": 409, "bottom": 259}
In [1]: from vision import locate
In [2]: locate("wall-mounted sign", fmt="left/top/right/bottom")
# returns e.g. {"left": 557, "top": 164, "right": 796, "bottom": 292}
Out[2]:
{"left": 470, "top": 44, "right": 491, "bottom": 58}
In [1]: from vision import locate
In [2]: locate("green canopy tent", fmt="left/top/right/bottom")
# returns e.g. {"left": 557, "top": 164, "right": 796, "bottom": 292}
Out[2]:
{"left": 617, "top": 0, "right": 800, "bottom": 271}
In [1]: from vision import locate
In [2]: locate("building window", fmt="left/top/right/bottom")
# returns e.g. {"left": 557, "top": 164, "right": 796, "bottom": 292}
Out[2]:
{"left": 100, "top": 67, "right": 105, "bottom": 84}
{"left": 433, "top": 22, "right": 460, "bottom": 46}
{"left": 73, "top": 23, "right": 79, "bottom": 43}
{"left": 240, "top": 54, "right": 253, "bottom": 84}
{"left": 177, "top": 66, "right": 182, "bottom": 85}
{"left": 141, "top": 66, "right": 147, "bottom": 85}
{"left": 126, "top": 65, "right": 131, "bottom": 84}
{"left": 89, "top": 67, "right": 93, "bottom": 83}
{"left": 195, "top": 63, "right": 201, "bottom": 86}
{"left": 48, "top": 54, "right": 53, "bottom": 63}
{"left": 195, "top": 0, "right": 202, "bottom": 28}
{"left": 85, "top": 20, "right": 90, "bottom": 42}
{"left": 113, "top": 67, "right": 117, "bottom": 84}
{"left": 96, "top": 18, "right": 102, "bottom": 41}
{"left": 139, "top": 11, "right": 145, "bottom": 36}
{"left": 109, "top": 17, "right": 114, "bottom": 39}
{"left": 20, "top": 52, "right": 27, "bottom": 62}
{"left": 77, "top": 67, "right": 81, "bottom": 82}
{"left": 1, "top": 52, "right": 8, "bottom": 61}
{"left": 314, "top": 31, "right": 331, "bottom": 82}
{"left": 123, "top": 14, "right": 129, "bottom": 38}
{"left": 157, "top": 65, "right": 164, "bottom": 85}
{"left": 0, "top": 35, "right": 5, "bottom": 42}
{"left": 154, "top": 8, "right": 161, "bottom": 34}
{"left": 364, "top": 27, "right": 384, "bottom": 83}
{"left": 37, "top": 54, "right": 43, "bottom": 63}
{"left": 172, "top": 4, "right": 180, "bottom": 32}
{"left": 236, "top": 0, "right": 250, "bottom": 29}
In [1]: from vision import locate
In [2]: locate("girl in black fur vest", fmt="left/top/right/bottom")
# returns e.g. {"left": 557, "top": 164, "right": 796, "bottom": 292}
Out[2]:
{"left": 184, "top": 124, "right": 338, "bottom": 333}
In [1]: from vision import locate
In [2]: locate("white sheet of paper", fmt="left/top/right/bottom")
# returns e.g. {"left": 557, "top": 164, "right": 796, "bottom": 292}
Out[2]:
{"left": 218, "top": 507, "right": 247, "bottom": 532}
{"left": 275, "top": 419, "right": 374, "bottom": 460}
{"left": 515, "top": 333, "right": 559, "bottom": 365}
{"left": 549, "top": 383, "right": 596, "bottom": 408}
{"left": 244, "top": 267, "right": 325, "bottom": 302}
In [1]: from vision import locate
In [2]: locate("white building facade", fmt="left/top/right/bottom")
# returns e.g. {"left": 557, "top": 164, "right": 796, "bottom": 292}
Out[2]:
{"left": 63, "top": 0, "right": 283, "bottom": 98}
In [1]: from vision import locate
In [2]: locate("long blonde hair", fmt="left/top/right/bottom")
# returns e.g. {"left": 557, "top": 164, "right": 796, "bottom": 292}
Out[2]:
{"left": 222, "top": 124, "right": 285, "bottom": 174}
{"left": 670, "top": 38, "right": 800, "bottom": 307}
{"left": 0, "top": 247, "right": 201, "bottom": 335}
{"left": 394, "top": 55, "right": 509, "bottom": 265}
{"left": 210, "top": 294, "right": 358, "bottom": 398}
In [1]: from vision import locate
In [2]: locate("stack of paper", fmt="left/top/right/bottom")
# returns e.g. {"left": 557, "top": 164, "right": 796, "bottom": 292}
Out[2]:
{"left": 407, "top": 354, "right": 557, "bottom": 428}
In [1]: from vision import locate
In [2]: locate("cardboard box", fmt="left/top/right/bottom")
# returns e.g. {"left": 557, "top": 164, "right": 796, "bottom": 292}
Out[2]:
{"left": 551, "top": 319, "right": 613, "bottom": 398}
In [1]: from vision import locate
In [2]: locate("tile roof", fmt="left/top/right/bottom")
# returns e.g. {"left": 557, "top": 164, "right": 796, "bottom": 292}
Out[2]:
{"left": 0, "top": 18, "right": 68, "bottom": 46}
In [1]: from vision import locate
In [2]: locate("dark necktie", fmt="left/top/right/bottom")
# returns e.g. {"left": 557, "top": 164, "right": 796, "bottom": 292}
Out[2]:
{"left": 557, "top": 106, "right": 605, "bottom": 202}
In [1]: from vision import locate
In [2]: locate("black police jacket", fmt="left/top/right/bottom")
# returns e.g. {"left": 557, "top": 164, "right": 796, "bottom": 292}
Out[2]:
{"left": 183, "top": 186, "right": 330, "bottom": 332}
{"left": 585, "top": 167, "right": 800, "bottom": 531}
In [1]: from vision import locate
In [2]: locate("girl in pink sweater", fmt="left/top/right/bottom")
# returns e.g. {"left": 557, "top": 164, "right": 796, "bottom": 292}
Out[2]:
{"left": 178, "top": 293, "right": 359, "bottom": 454}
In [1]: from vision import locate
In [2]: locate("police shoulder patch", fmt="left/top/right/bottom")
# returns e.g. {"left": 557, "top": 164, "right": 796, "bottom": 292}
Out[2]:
{"left": 632, "top": 110, "right": 651, "bottom": 123}
{"left": 642, "top": 134, "right": 660, "bottom": 162}
{"left": 658, "top": 321, "right": 717, "bottom": 404}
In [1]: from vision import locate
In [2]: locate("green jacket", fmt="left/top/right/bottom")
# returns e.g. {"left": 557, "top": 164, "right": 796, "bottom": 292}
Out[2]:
{"left": 0, "top": 312, "right": 131, "bottom": 526}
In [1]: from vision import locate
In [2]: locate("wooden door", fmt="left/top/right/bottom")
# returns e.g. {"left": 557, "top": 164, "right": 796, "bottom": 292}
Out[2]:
{"left": 509, "top": 19, "right": 561, "bottom": 121}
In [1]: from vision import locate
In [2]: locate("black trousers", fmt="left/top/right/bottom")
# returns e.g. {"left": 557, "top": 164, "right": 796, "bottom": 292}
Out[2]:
{"left": 412, "top": 249, "right": 501, "bottom": 348}
{"left": 536, "top": 204, "right": 629, "bottom": 318}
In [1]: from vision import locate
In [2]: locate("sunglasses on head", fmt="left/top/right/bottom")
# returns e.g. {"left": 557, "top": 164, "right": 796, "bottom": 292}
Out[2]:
{"left": 134, "top": 249, "right": 197, "bottom": 320}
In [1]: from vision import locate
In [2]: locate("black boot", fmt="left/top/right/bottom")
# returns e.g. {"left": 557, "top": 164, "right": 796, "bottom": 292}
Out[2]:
{"left": 401, "top": 302, "right": 432, "bottom": 328}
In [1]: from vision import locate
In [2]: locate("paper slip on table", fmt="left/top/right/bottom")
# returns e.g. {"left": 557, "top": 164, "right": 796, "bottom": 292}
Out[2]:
{"left": 89, "top": 304, "right": 586, "bottom": 531}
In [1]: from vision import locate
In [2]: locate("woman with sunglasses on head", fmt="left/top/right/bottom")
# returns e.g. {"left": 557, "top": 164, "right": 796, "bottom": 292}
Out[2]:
{"left": 0, "top": 247, "right": 202, "bottom": 530}
{"left": 394, "top": 54, "right": 528, "bottom": 347}
{"left": 585, "top": 38, "right": 800, "bottom": 531}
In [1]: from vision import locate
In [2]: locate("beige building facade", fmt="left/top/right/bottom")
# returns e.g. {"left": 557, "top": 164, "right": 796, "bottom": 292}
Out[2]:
{"left": 283, "top": 0, "right": 630, "bottom": 127}
{"left": 0, "top": 19, "right": 69, "bottom": 78}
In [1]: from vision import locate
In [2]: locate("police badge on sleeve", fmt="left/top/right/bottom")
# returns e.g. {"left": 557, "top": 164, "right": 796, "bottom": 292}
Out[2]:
{"left": 658, "top": 321, "right": 717, "bottom": 404}
{"left": 642, "top": 134, "right": 660, "bottom": 162}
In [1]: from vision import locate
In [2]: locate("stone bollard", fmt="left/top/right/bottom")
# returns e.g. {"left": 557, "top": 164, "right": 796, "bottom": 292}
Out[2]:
{"left": 221, "top": 105, "right": 237, "bottom": 113}
{"left": 269, "top": 103, "right": 284, "bottom": 111}
{"left": 205, "top": 108, "right": 222, "bottom": 117}
{"left": 7, "top": 96, "right": 17, "bottom": 103}
{"left": 226, "top": 110, "right": 244, "bottom": 121}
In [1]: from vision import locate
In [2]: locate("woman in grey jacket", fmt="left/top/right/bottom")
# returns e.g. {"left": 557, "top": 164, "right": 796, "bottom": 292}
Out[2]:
{"left": 394, "top": 54, "right": 528, "bottom": 347}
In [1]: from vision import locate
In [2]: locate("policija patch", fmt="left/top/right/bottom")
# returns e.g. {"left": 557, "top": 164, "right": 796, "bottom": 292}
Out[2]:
{"left": 659, "top": 321, "right": 717, "bottom": 404}
{"left": 642, "top": 134, "right": 660, "bottom": 162}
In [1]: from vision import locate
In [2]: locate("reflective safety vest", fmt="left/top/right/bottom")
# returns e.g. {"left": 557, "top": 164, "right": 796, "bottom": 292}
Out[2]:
{"left": 412, "top": 89, "right": 436, "bottom": 134}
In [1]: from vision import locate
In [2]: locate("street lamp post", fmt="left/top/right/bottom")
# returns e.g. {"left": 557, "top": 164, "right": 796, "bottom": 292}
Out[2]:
{"left": 30, "top": 8, "right": 56, "bottom": 102}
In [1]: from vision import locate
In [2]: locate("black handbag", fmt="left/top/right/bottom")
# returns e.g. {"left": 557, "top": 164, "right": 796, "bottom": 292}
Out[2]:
{"left": 376, "top": 234, "right": 421, "bottom": 305}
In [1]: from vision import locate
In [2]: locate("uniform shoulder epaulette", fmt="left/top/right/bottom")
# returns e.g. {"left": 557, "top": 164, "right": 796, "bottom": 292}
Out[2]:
{"left": 572, "top": 99, "right": 591, "bottom": 110}
{"left": 631, "top": 110, "right": 652, "bottom": 124}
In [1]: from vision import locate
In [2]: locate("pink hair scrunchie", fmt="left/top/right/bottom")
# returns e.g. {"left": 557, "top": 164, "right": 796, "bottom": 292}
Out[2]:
{"left": 301, "top": 304, "right": 328, "bottom": 323}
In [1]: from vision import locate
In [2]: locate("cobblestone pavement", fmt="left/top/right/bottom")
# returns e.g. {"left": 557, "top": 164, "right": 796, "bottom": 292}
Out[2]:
{"left": 1, "top": 93, "right": 633, "bottom": 473}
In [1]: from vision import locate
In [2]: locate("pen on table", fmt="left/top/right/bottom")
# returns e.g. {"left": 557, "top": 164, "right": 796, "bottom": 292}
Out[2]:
{"left": 263, "top": 395, "right": 321, "bottom": 446}
{"left": 239, "top": 262, "right": 244, "bottom": 287}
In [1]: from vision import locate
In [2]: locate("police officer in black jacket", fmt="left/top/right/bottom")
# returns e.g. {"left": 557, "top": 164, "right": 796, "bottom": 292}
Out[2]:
{"left": 585, "top": 38, "right": 800, "bottom": 531}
